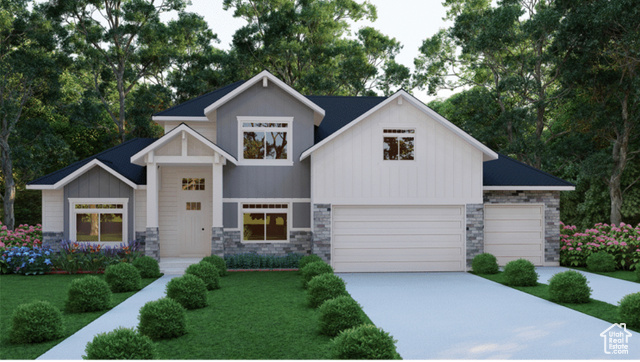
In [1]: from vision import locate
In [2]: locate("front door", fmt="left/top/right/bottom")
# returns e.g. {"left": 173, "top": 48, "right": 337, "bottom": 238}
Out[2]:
{"left": 177, "top": 170, "right": 212, "bottom": 257}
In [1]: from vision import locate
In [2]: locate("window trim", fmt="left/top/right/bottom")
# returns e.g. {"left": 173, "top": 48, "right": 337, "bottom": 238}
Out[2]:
{"left": 382, "top": 127, "right": 416, "bottom": 161}
{"left": 237, "top": 116, "right": 294, "bottom": 166}
{"left": 239, "top": 202, "right": 290, "bottom": 243}
{"left": 69, "top": 198, "right": 128, "bottom": 245}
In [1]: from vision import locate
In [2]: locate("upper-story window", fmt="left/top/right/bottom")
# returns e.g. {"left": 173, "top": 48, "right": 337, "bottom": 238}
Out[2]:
{"left": 238, "top": 117, "right": 293, "bottom": 166}
{"left": 383, "top": 128, "right": 415, "bottom": 160}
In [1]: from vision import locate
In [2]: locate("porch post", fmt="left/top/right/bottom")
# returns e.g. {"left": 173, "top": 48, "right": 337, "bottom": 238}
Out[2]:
{"left": 145, "top": 153, "right": 160, "bottom": 260}
{"left": 211, "top": 154, "right": 224, "bottom": 256}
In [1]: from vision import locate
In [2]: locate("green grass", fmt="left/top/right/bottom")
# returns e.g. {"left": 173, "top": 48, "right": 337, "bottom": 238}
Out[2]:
{"left": 569, "top": 267, "right": 640, "bottom": 283}
{"left": 155, "top": 271, "right": 336, "bottom": 359}
{"left": 0, "top": 273, "right": 158, "bottom": 360}
{"left": 476, "top": 272, "right": 640, "bottom": 333}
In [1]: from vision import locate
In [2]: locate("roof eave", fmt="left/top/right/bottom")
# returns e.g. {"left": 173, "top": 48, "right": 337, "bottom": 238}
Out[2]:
{"left": 483, "top": 185, "right": 575, "bottom": 191}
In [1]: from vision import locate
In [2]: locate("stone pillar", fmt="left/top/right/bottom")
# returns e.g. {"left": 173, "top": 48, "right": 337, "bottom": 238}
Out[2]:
{"left": 544, "top": 192, "right": 561, "bottom": 264}
{"left": 312, "top": 204, "right": 332, "bottom": 263}
{"left": 42, "top": 231, "right": 64, "bottom": 252}
{"left": 145, "top": 227, "right": 160, "bottom": 261}
{"left": 211, "top": 227, "right": 225, "bottom": 257}
{"left": 466, "top": 204, "right": 484, "bottom": 267}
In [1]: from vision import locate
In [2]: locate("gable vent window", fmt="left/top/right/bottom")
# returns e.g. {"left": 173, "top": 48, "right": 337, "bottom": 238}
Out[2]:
{"left": 383, "top": 129, "right": 415, "bottom": 160}
{"left": 241, "top": 203, "right": 289, "bottom": 243}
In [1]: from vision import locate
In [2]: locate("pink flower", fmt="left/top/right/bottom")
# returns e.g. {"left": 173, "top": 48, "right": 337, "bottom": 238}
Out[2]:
{"left": 577, "top": 247, "right": 582, "bottom": 251}
{"left": 561, "top": 246, "right": 567, "bottom": 250}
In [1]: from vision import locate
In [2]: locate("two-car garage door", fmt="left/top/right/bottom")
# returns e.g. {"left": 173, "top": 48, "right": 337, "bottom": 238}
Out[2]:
{"left": 332, "top": 205, "right": 465, "bottom": 272}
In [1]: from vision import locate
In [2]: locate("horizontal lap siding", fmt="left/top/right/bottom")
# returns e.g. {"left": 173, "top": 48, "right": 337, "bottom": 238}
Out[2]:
{"left": 484, "top": 205, "right": 544, "bottom": 265}
{"left": 42, "top": 190, "right": 64, "bottom": 232}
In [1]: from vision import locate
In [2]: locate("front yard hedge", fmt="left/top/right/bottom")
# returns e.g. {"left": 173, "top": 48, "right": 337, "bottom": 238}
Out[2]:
{"left": 138, "top": 298, "right": 187, "bottom": 340}
{"left": 10, "top": 301, "right": 63, "bottom": 344}
{"left": 503, "top": 259, "right": 538, "bottom": 286}
{"left": 104, "top": 263, "right": 141, "bottom": 293}
{"left": 166, "top": 274, "right": 208, "bottom": 310}
{"left": 66, "top": 276, "right": 112, "bottom": 313}
{"left": 548, "top": 270, "right": 591, "bottom": 303}
{"left": 330, "top": 324, "right": 400, "bottom": 360}
{"left": 307, "top": 273, "right": 348, "bottom": 308}
{"left": 318, "top": 296, "right": 366, "bottom": 336}
{"left": 301, "top": 261, "right": 334, "bottom": 288}
{"left": 185, "top": 262, "right": 220, "bottom": 290}
{"left": 471, "top": 253, "right": 499, "bottom": 274}
{"left": 619, "top": 292, "right": 640, "bottom": 328}
{"left": 83, "top": 327, "right": 157, "bottom": 360}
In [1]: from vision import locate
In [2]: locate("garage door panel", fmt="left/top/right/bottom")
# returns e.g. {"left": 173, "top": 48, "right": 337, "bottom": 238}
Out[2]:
{"left": 484, "top": 205, "right": 544, "bottom": 266}
{"left": 334, "top": 227, "right": 463, "bottom": 237}
{"left": 335, "top": 261, "right": 464, "bottom": 273}
{"left": 333, "top": 206, "right": 463, "bottom": 218}
{"left": 485, "top": 219, "right": 542, "bottom": 231}
{"left": 483, "top": 233, "right": 543, "bottom": 244}
{"left": 333, "top": 220, "right": 463, "bottom": 230}
{"left": 334, "top": 234, "right": 462, "bottom": 244}
{"left": 485, "top": 206, "right": 543, "bottom": 219}
{"left": 334, "top": 248, "right": 463, "bottom": 263}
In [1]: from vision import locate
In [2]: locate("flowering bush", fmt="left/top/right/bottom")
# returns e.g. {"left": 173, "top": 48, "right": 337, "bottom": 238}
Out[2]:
{"left": 560, "top": 222, "right": 640, "bottom": 270}
{"left": 0, "top": 222, "right": 42, "bottom": 249}
{"left": 52, "top": 240, "right": 142, "bottom": 274}
{"left": 1, "top": 246, "right": 54, "bottom": 275}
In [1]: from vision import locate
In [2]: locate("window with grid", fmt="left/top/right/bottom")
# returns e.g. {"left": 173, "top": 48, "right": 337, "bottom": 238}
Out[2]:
{"left": 383, "top": 129, "right": 415, "bottom": 160}
{"left": 242, "top": 204, "right": 289, "bottom": 242}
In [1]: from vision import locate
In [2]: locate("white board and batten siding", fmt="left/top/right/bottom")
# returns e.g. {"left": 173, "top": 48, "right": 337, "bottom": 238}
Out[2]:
{"left": 310, "top": 100, "right": 484, "bottom": 205}
{"left": 332, "top": 205, "right": 466, "bottom": 272}
{"left": 484, "top": 204, "right": 545, "bottom": 266}
{"left": 42, "top": 190, "right": 64, "bottom": 231}
{"left": 134, "top": 189, "right": 146, "bottom": 233}
{"left": 163, "top": 121, "right": 216, "bottom": 142}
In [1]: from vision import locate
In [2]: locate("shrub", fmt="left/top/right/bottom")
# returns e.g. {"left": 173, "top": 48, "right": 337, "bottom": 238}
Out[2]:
{"left": 138, "top": 298, "right": 187, "bottom": 340}
{"left": 52, "top": 240, "right": 143, "bottom": 274}
{"left": 318, "top": 296, "right": 366, "bottom": 336}
{"left": 636, "top": 264, "right": 640, "bottom": 282}
{"left": 299, "top": 254, "right": 323, "bottom": 270}
{"left": 105, "top": 262, "right": 141, "bottom": 293}
{"left": 586, "top": 251, "right": 616, "bottom": 272}
{"left": 10, "top": 301, "right": 63, "bottom": 344}
{"left": 166, "top": 274, "right": 208, "bottom": 310}
{"left": 503, "top": 259, "right": 538, "bottom": 287}
{"left": 0, "top": 222, "right": 42, "bottom": 248}
{"left": 224, "top": 253, "right": 303, "bottom": 269}
{"left": 548, "top": 270, "right": 591, "bottom": 303}
{"left": 307, "top": 273, "right": 348, "bottom": 308}
{"left": 330, "top": 324, "right": 400, "bottom": 360}
{"left": 66, "top": 276, "right": 112, "bottom": 313}
{"left": 301, "top": 261, "right": 334, "bottom": 288}
{"left": 185, "top": 262, "right": 220, "bottom": 290}
{"left": 1, "top": 246, "right": 54, "bottom": 275}
{"left": 619, "top": 292, "right": 640, "bottom": 328}
{"left": 201, "top": 255, "right": 227, "bottom": 276}
{"left": 133, "top": 256, "right": 161, "bottom": 278}
{"left": 471, "top": 253, "right": 499, "bottom": 274}
{"left": 83, "top": 327, "right": 157, "bottom": 360}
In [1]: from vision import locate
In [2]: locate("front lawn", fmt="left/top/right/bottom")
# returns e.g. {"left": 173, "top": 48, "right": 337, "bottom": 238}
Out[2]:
{"left": 0, "top": 274, "right": 158, "bottom": 360}
{"left": 155, "top": 271, "right": 334, "bottom": 359}
{"left": 569, "top": 267, "right": 639, "bottom": 283}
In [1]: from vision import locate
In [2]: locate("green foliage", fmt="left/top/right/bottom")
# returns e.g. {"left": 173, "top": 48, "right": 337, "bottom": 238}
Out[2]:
{"left": 132, "top": 256, "right": 161, "bottom": 278}
{"left": 307, "top": 273, "right": 348, "bottom": 308}
{"left": 66, "top": 276, "right": 112, "bottom": 313}
{"left": 560, "top": 223, "right": 640, "bottom": 269}
{"left": 185, "top": 262, "right": 220, "bottom": 291}
{"left": 301, "top": 261, "right": 334, "bottom": 288}
{"left": 586, "top": 252, "right": 616, "bottom": 273}
{"left": 138, "top": 298, "right": 187, "bottom": 341}
{"left": 472, "top": 253, "right": 499, "bottom": 274}
{"left": 618, "top": 293, "right": 640, "bottom": 328}
{"left": 10, "top": 301, "right": 63, "bottom": 344}
{"left": 318, "top": 296, "right": 366, "bottom": 336}
{"left": 224, "top": 253, "right": 303, "bottom": 269}
{"left": 104, "top": 263, "right": 141, "bottom": 293}
{"left": 503, "top": 259, "right": 538, "bottom": 287}
{"left": 548, "top": 271, "right": 591, "bottom": 304}
{"left": 83, "top": 327, "right": 157, "bottom": 360}
{"left": 298, "top": 254, "right": 324, "bottom": 270}
{"left": 636, "top": 264, "right": 640, "bottom": 282}
{"left": 330, "top": 324, "right": 400, "bottom": 359}
{"left": 166, "top": 274, "right": 208, "bottom": 310}
{"left": 201, "top": 255, "right": 227, "bottom": 276}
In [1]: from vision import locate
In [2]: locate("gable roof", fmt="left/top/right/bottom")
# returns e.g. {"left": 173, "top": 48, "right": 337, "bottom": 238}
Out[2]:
{"left": 483, "top": 153, "right": 575, "bottom": 190}
{"left": 153, "top": 81, "right": 246, "bottom": 120}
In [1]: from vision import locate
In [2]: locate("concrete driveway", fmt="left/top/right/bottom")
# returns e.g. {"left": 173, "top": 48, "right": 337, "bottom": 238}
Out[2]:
{"left": 339, "top": 272, "right": 640, "bottom": 360}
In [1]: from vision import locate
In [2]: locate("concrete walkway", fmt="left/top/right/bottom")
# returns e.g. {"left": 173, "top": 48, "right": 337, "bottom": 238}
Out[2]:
{"left": 339, "top": 272, "right": 640, "bottom": 360}
{"left": 37, "top": 275, "right": 175, "bottom": 360}
{"left": 535, "top": 266, "right": 640, "bottom": 305}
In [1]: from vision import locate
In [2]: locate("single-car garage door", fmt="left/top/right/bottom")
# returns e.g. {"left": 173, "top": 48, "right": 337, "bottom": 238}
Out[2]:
{"left": 484, "top": 204, "right": 544, "bottom": 266}
{"left": 332, "top": 205, "right": 465, "bottom": 272}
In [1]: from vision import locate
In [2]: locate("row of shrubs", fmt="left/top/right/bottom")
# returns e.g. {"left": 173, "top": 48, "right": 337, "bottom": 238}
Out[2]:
{"left": 471, "top": 253, "right": 640, "bottom": 329}
{"left": 298, "top": 255, "right": 401, "bottom": 359}
{"left": 223, "top": 252, "right": 303, "bottom": 269}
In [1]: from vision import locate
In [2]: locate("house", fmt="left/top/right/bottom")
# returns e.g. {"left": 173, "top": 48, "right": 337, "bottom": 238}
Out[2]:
{"left": 27, "top": 70, "right": 574, "bottom": 272}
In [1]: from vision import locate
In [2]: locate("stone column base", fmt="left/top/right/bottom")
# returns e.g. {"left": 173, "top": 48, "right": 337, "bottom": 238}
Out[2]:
{"left": 312, "top": 204, "right": 332, "bottom": 263}
{"left": 145, "top": 227, "right": 160, "bottom": 261}
{"left": 211, "top": 227, "right": 224, "bottom": 256}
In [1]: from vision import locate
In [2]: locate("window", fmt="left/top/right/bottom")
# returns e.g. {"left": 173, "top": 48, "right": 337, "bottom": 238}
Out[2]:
{"left": 238, "top": 117, "right": 293, "bottom": 165}
{"left": 186, "top": 202, "right": 201, "bottom": 210}
{"left": 242, "top": 203, "right": 289, "bottom": 242}
{"left": 70, "top": 199, "right": 128, "bottom": 244}
{"left": 182, "top": 178, "right": 205, "bottom": 190}
{"left": 383, "top": 129, "right": 415, "bottom": 160}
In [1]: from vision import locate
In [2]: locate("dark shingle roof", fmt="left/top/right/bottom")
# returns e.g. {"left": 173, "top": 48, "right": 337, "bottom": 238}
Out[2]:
{"left": 28, "top": 138, "right": 156, "bottom": 186}
{"left": 483, "top": 153, "right": 574, "bottom": 187}
{"left": 154, "top": 81, "right": 246, "bottom": 117}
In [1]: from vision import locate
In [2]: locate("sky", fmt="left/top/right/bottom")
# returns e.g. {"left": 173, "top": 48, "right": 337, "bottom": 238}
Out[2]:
{"left": 181, "top": 0, "right": 455, "bottom": 102}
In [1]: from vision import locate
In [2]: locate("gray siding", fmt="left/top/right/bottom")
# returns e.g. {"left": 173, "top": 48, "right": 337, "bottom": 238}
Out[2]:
{"left": 223, "top": 202, "right": 238, "bottom": 229}
{"left": 217, "top": 82, "right": 313, "bottom": 198}
{"left": 63, "top": 167, "right": 135, "bottom": 242}
{"left": 292, "top": 202, "right": 311, "bottom": 228}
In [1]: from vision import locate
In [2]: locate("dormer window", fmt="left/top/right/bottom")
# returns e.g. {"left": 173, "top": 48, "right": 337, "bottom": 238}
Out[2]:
{"left": 238, "top": 117, "right": 293, "bottom": 165}
{"left": 383, "top": 128, "right": 415, "bottom": 160}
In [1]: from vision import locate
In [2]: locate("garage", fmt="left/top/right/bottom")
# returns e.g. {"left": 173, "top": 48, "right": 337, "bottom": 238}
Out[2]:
{"left": 484, "top": 204, "right": 544, "bottom": 265}
{"left": 332, "top": 205, "right": 465, "bottom": 272}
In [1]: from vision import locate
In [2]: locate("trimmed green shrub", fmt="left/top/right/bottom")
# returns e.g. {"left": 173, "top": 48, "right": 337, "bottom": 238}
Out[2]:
{"left": 635, "top": 264, "right": 640, "bottom": 282}
{"left": 472, "top": 253, "right": 499, "bottom": 274}
{"left": 619, "top": 292, "right": 640, "bottom": 328}
{"left": 201, "top": 255, "right": 227, "bottom": 276}
{"left": 586, "top": 252, "right": 616, "bottom": 272}
{"left": 548, "top": 270, "right": 591, "bottom": 303}
{"left": 166, "top": 274, "right": 208, "bottom": 310}
{"left": 132, "top": 256, "right": 161, "bottom": 278}
{"left": 318, "top": 296, "right": 366, "bottom": 336}
{"left": 299, "top": 254, "right": 323, "bottom": 270}
{"left": 185, "top": 262, "right": 220, "bottom": 290}
{"left": 503, "top": 259, "right": 538, "bottom": 287}
{"left": 224, "top": 253, "right": 303, "bottom": 269}
{"left": 104, "top": 262, "right": 141, "bottom": 293}
{"left": 83, "top": 327, "right": 157, "bottom": 360}
{"left": 10, "top": 301, "right": 63, "bottom": 344}
{"left": 66, "top": 276, "right": 112, "bottom": 313}
{"left": 301, "top": 261, "right": 334, "bottom": 288}
{"left": 307, "top": 273, "right": 348, "bottom": 308}
{"left": 330, "top": 324, "right": 400, "bottom": 360}
{"left": 138, "top": 298, "right": 187, "bottom": 340}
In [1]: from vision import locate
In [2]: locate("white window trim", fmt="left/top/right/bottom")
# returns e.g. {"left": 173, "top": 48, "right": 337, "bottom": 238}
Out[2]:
{"left": 69, "top": 198, "right": 129, "bottom": 245}
{"left": 382, "top": 127, "right": 417, "bottom": 162}
{"left": 239, "top": 201, "right": 291, "bottom": 243}
{"left": 237, "top": 116, "right": 294, "bottom": 166}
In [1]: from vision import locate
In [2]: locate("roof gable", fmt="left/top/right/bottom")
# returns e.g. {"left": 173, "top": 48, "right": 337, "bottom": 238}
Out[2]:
{"left": 153, "top": 81, "right": 245, "bottom": 120}
{"left": 483, "top": 153, "right": 575, "bottom": 190}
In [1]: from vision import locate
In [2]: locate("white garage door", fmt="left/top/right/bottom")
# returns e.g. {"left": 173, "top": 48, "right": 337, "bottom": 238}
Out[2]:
{"left": 484, "top": 204, "right": 544, "bottom": 266}
{"left": 332, "top": 205, "right": 465, "bottom": 272}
